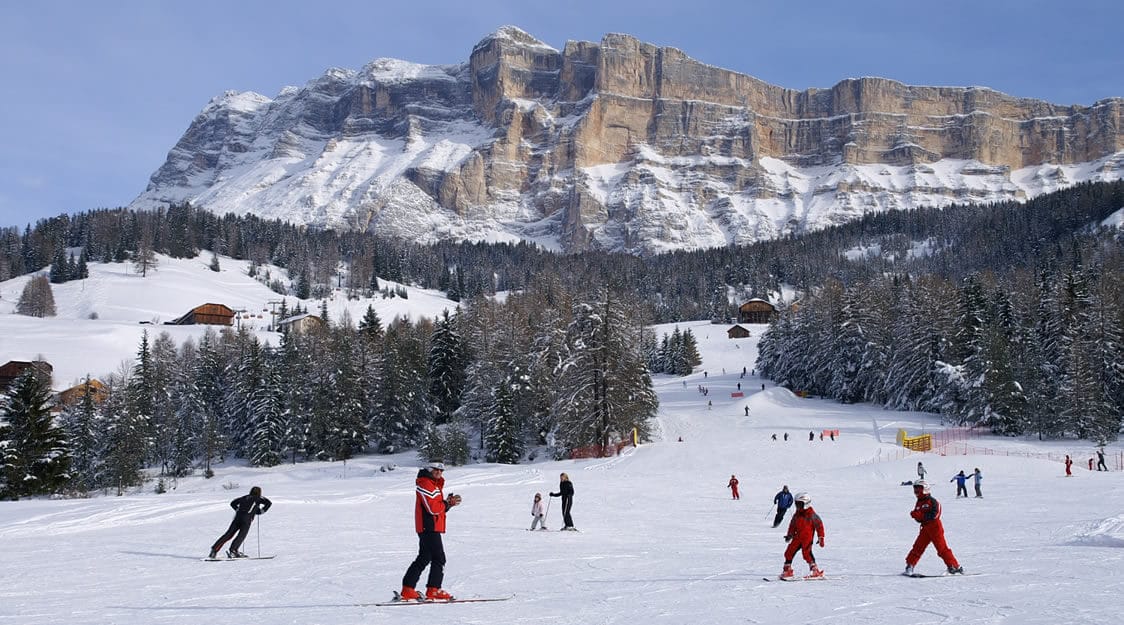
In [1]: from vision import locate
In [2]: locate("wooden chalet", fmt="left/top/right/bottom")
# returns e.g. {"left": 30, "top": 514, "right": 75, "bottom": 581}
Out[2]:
{"left": 56, "top": 379, "right": 109, "bottom": 407}
{"left": 167, "top": 303, "right": 235, "bottom": 326}
{"left": 0, "top": 360, "right": 53, "bottom": 393}
{"left": 278, "top": 313, "right": 325, "bottom": 334}
{"left": 727, "top": 324, "right": 751, "bottom": 339}
{"left": 737, "top": 298, "right": 777, "bottom": 324}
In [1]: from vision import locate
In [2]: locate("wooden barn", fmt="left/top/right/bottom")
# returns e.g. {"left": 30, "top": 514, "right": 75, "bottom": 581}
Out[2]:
{"left": 56, "top": 379, "right": 109, "bottom": 407}
{"left": 727, "top": 324, "right": 751, "bottom": 339}
{"left": 167, "top": 303, "right": 235, "bottom": 326}
{"left": 278, "top": 313, "right": 325, "bottom": 335}
{"left": 738, "top": 298, "right": 777, "bottom": 324}
{"left": 0, "top": 360, "right": 53, "bottom": 392}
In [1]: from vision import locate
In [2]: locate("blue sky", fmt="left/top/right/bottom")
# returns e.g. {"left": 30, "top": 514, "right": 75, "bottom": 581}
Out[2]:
{"left": 1, "top": 0, "right": 1121, "bottom": 227}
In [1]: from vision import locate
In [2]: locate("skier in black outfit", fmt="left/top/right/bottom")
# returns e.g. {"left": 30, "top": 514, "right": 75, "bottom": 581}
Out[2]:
{"left": 1096, "top": 449, "right": 1108, "bottom": 471}
{"left": 209, "top": 486, "right": 272, "bottom": 558}
{"left": 550, "top": 473, "right": 576, "bottom": 530}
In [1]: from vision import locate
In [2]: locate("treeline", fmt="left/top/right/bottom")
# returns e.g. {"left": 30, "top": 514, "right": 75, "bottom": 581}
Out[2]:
{"left": 0, "top": 287, "right": 659, "bottom": 499}
{"left": 757, "top": 231, "right": 1124, "bottom": 443}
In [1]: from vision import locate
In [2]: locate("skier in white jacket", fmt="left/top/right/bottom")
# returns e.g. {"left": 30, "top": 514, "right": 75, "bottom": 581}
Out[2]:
{"left": 530, "top": 493, "right": 548, "bottom": 530}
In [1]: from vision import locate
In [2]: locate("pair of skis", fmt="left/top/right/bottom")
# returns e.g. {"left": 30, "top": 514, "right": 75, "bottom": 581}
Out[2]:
{"left": 359, "top": 591, "right": 511, "bottom": 607}
{"left": 202, "top": 555, "right": 276, "bottom": 561}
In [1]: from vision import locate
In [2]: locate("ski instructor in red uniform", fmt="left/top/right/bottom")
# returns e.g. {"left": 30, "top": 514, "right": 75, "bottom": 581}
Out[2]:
{"left": 904, "top": 480, "right": 963, "bottom": 575}
{"left": 399, "top": 461, "right": 461, "bottom": 601}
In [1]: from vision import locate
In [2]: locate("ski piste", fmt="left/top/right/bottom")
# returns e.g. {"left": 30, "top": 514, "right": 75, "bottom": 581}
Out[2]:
{"left": 359, "top": 592, "right": 512, "bottom": 606}
{"left": 202, "top": 555, "right": 276, "bottom": 561}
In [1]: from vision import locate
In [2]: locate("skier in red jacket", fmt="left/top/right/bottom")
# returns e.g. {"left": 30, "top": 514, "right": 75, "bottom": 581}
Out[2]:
{"left": 904, "top": 481, "right": 963, "bottom": 575}
{"left": 727, "top": 475, "right": 740, "bottom": 500}
{"left": 399, "top": 461, "right": 462, "bottom": 601}
{"left": 780, "top": 492, "right": 825, "bottom": 579}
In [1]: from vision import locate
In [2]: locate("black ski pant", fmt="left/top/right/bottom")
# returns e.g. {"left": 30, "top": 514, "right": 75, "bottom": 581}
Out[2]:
{"left": 212, "top": 514, "right": 253, "bottom": 553}
{"left": 773, "top": 506, "right": 789, "bottom": 528}
{"left": 956, "top": 484, "right": 968, "bottom": 497}
{"left": 974, "top": 483, "right": 982, "bottom": 497}
{"left": 403, "top": 531, "right": 446, "bottom": 589}
{"left": 561, "top": 495, "right": 574, "bottom": 528}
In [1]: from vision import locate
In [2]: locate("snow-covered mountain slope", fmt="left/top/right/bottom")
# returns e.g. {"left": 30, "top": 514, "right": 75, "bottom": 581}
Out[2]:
{"left": 2, "top": 320, "right": 1121, "bottom": 624}
{"left": 0, "top": 253, "right": 455, "bottom": 390}
{"left": 130, "top": 26, "right": 1124, "bottom": 255}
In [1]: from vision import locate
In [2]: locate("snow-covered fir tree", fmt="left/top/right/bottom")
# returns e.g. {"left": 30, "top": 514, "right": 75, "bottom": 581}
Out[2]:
{"left": 552, "top": 291, "right": 658, "bottom": 452}
{"left": 0, "top": 370, "right": 70, "bottom": 499}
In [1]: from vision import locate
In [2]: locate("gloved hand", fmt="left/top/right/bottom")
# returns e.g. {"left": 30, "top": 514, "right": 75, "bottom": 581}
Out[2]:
{"left": 818, "top": 537, "right": 824, "bottom": 547}
{"left": 445, "top": 493, "right": 462, "bottom": 508}
{"left": 784, "top": 535, "right": 792, "bottom": 542}
{"left": 256, "top": 509, "right": 265, "bottom": 515}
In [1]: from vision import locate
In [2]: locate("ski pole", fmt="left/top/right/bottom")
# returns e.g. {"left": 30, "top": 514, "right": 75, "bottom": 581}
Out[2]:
{"left": 765, "top": 503, "right": 776, "bottom": 519}
{"left": 545, "top": 496, "right": 553, "bottom": 523}
{"left": 256, "top": 515, "right": 262, "bottom": 558}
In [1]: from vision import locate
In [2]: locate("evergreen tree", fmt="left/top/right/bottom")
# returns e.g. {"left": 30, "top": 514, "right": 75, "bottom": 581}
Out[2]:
{"left": 59, "top": 377, "right": 101, "bottom": 493}
{"left": 101, "top": 370, "right": 148, "bottom": 494}
{"left": 484, "top": 378, "right": 522, "bottom": 463}
{"left": 552, "top": 291, "right": 658, "bottom": 453}
{"left": 428, "top": 309, "right": 468, "bottom": 424}
{"left": 0, "top": 371, "right": 70, "bottom": 499}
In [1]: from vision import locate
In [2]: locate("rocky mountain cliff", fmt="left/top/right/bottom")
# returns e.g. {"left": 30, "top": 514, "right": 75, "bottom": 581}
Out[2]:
{"left": 131, "top": 26, "right": 1124, "bottom": 255}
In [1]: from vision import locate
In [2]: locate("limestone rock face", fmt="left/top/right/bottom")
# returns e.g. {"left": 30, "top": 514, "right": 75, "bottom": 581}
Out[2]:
{"left": 131, "top": 26, "right": 1124, "bottom": 255}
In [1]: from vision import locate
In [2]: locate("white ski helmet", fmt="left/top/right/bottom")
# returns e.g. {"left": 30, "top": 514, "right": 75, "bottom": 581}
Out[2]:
{"left": 913, "top": 480, "right": 930, "bottom": 494}
{"left": 794, "top": 492, "right": 811, "bottom": 505}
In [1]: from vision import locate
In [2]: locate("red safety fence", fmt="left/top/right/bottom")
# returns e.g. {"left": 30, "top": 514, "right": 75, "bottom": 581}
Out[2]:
{"left": 861, "top": 425, "right": 1122, "bottom": 471}
{"left": 570, "top": 439, "right": 631, "bottom": 459}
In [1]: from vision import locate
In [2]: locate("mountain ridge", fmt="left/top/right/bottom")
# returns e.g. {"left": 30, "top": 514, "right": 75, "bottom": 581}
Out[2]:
{"left": 130, "top": 26, "right": 1124, "bottom": 254}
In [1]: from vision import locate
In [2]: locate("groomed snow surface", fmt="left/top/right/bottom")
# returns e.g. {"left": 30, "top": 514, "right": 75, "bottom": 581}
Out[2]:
{"left": 2, "top": 318, "right": 1123, "bottom": 624}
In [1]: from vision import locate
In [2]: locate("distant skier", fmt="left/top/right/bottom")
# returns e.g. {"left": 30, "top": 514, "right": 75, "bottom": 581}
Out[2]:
{"left": 771, "top": 433, "right": 777, "bottom": 441}
{"left": 904, "top": 481, "right": 963, "bottom": 575}
{"left": 780, "top": 492, "right": 825, "bottom": 579}
{"left": 950, "top": 471, "right": 969, "bottom": 498}
{"left": 208, "top": 486, "right": 272, "bottom": 559}
{"left": 550, "top": 473, "right": 576, "bottom": 530}
{"left": 783, "top": 432, "right": 788, "bottom": 441}
{"left": 1065, "top": 455, "right": 1073, "bottom": 476}
{"left": 745, "top": 406, "right": 750, "bottom": 417}
{"left": 917, "top": 462, "right": 927, "bottom": 481}
{"left": 399, "top": 461, "right": 461, "bottom": 601}
{"left": 529, "top": 493, "right": 547, "bottom": 531}
{"left": 972, "top": 468, "right": 983, "bottom": 498}
{"left": 772, "top": 485, "right": 794, "bottom": 528}
{"left": 1096, "top": 449, "right": 1107, "bottom": 471}
{"left": 728, "top": 475, "right": 740, "bottom": 500}
{"left": 808, "top": 431, "right": 815, "bottom": 441}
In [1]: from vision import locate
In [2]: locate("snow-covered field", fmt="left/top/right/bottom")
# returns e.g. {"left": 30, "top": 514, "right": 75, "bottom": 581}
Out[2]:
{"left": 2, "top": 314, "right": 1121, "bottom": 625}
{"left": 0, "top": 253, "right": 455, "bottom": 390}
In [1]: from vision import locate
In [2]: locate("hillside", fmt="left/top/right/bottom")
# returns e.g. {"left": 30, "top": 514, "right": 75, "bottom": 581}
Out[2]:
{"left": 0, "top": 253, "right": 455, "bottom": 390}
{"left": 1, "top": 320, "right": 1121, "bottom": 624}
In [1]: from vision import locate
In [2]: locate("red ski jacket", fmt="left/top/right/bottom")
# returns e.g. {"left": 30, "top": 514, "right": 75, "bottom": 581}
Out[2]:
{"left": 911, "top": 494, "right": 941, "bottom": 525}
{"left": 785, "top": 505, "right": 825, "bottom": 544}
{"left": 414, "top": 470, "right": 448, "bottom": 534}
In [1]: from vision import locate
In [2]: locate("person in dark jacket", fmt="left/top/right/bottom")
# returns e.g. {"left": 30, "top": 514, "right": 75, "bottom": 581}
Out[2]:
{"left": 550, "top": 472, "right": 576, "bottom": 530}
{"left": 400, "top": 461, "right": 461, "bottom": 601}
{"left": 772, "top": 485, "right": 794, "bottom": 528}
{"left": 1096, "top": 449, "right": 1107, "bottom": 471}
{"left": 209, "top": 486, "right": 272, "bottom": 558}
{"left": 950, "top": 471, "right": 969, "bottom": 498}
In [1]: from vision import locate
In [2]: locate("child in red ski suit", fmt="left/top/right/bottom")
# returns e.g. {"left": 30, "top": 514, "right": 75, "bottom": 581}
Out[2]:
{"left": 727, "top": 475, "right": 740, "bottom": 500}
{"left": 781, "top": 492, "right": 825, "bottom": 579}
{"left": 905, "top": 481, "right": 962, "bottom": 575}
